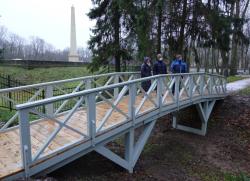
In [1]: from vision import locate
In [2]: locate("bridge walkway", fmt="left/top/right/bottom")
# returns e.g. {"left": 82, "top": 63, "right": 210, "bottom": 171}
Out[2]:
{"left": 0, "top": 72, "right": 226, "bottom": 180}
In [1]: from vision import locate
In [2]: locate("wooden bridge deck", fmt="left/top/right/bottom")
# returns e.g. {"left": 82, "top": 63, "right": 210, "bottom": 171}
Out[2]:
{"left": 0, "top": 92, "right": 182, "bottom": 179}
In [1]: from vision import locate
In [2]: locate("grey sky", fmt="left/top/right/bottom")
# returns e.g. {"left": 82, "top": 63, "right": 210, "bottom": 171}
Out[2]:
{"left": 0, "top": 0, "right": 94, "bottom": 50}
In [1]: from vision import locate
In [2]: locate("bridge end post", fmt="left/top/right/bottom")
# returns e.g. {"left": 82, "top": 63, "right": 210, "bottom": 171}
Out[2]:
{"left": 86, "top": 93, "right": 96, "bottom": 146}
{"left": 18, "top": 108, "right": 32, "bottom": 179}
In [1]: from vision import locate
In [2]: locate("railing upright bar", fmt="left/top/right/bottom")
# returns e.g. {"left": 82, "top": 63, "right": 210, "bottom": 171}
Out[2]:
{"left": 45, "top": 85, "right": 53, "bottom": 116}
{"left": 87, "top": 93, "right": 96, "bottom": 146}
{"left": 114, "top": 75, "right": 119, "bottom": 98}
{"left": 19, "top": 108, "right": 32, "bottom": 178}
{"left": 157, "top": 77, "right": 163, "bottom": 111}
{"left": 129, "top": 84, "right": 136, "bottom": 125}
{"left": 189, "top": 75, "right": 194, "bottom": 100}
{"left": 175, "top": 76, "right": 180, "bottom": 108}
{"left": 209, "top": 75, "right": 213, "bottom": 95}
{"left": 200, "top": 75, "right": 205, "bottom": 97}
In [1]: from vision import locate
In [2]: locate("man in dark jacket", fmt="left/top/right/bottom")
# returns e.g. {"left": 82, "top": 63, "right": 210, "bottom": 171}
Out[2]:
{"left": 153, "top": 54, "right": 167, "bottom": 75}
{"left": 141, "top": 57, "right": 152, "bottom": 92}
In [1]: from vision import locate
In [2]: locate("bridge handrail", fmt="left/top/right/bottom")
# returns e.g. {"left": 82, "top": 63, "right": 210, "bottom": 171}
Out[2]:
{"left": 0, "top": 71, "right": 140, "bottom": 131}
{"left": 16, "top": 72, "right": 226, "bottom": 110}
{"left": 0, "top": 72, "right": 139, "bottom": 93}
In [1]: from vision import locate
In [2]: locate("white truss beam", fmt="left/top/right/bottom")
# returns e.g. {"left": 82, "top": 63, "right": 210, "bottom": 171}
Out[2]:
{"left": 173, "top": 100, "right": 216, "bottom": 136}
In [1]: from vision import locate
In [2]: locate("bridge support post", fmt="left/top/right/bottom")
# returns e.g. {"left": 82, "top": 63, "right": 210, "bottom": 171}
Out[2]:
{"left": 172, "top": 100, "right": 216, "bottom": 136}
{"left": 95, "top": 120, "right": 156, "bottom": 173}
{"left": 125, "top": 129, "right": 134, "bottom": 173}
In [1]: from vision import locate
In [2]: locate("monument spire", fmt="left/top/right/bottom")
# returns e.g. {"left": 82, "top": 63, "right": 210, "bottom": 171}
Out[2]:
{"left": 68, "top": 5, "right": 79, "bottom": 62}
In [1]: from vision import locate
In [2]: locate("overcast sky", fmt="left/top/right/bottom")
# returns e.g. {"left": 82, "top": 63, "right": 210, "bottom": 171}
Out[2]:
{"left": 0, "top": 0, "right": 94, "bottom": 50}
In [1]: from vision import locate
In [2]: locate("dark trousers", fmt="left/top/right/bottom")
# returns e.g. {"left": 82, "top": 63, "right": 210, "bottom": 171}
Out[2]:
{"left": 142, "top": 81, "right": 151, "bottom": 92}
{"left": 172, "top": 77, "right": 183, "bottom": 95}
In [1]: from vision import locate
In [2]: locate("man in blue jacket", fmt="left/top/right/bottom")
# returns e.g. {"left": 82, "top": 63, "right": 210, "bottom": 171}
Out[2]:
{"left": 170, "top": 54, "right": 187, "bottom": 94}
{"left": 171, "top": 54, "right": 187, "bottom": 74}
{"left": 153, "top": 54, "right": 167, "bottom": 75}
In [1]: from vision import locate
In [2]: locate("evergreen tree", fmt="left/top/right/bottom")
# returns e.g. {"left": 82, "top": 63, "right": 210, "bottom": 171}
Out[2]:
{"left": 87, "top": 0, "right": 249, "bottom": 73}
{"left": 88, "top": 0, "right": 132, "bottom": 72}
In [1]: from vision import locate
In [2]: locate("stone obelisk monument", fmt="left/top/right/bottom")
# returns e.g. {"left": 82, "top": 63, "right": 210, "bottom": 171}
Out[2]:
{"left": 68, "top": 5, "right": 79, "bottom": 62}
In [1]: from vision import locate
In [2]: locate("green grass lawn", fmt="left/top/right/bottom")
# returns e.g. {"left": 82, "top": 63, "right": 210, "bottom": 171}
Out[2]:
{"left": 0, "top": 66, "right": 93, "bottom": 84}
{"left": 227, "top": 76, "right": 247, "bottom": 83}
{"left": 224, "top": 172, "right": 250, "bottom": 181}
{"left": 0, "top": 107, "right": 39, "bottom": 125}
{"left": 0, "top": 107, "right": 16, "bottom": 122}
{"left": 239, "top": 86, "right": 250, "bottom": 96}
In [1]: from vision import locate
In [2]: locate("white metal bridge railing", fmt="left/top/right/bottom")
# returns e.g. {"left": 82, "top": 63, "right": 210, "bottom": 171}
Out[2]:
{"left": 0, "top": 72, "right": 140, "bottom": 131}
{"left": 15, "top": 72, "right": 226, "bottom": 177}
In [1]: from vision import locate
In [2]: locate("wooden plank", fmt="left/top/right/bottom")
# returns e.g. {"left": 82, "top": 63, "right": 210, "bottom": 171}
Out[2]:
{"left": 55, "top": 113, "right": 87, "bottom": 140}
{"left": 0, "top": 130, "right": 23, "bottom": 179}
{"left": 0, "top": 133, "right": 21, "bottom": 164}
{"left": 66, "top": 112, "right": 88, "bottom": 135}
{"left": 29, "top": 126, "right": 55, "bottom": 154}
{"left": 57, "top": 118, "right": 85, "bottom": 140}
{"left": 37, "top": 120, "right": 80, "bottom": 146}
{"left": 31, "top": 122, "right": 67, "bottom": 148}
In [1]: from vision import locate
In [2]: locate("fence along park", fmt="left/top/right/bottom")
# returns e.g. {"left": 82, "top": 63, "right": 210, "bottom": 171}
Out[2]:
{"left": 0, "top": 71, "right": 226, "bottom": 180}
{"left": 0, "top": 74, "right": 79, "bottom": 124}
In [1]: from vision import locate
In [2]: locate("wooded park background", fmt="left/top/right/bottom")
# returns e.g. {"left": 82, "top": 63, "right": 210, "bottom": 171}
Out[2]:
{"left": 88, "top": 0, "right": 250, "bottom": 75}
{"left": 1, "top": 0, "right": 250, "bottom": 76}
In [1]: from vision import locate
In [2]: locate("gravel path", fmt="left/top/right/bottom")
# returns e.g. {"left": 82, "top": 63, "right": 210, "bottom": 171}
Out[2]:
{"left": 227, "top": 78, "right": 250, "bottom": 93}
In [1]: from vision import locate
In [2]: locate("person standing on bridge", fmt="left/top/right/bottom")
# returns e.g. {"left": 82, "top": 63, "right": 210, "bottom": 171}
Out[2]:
{"left": 141, "top": 57, "right": 152, "bottom": 92}
{"left": 153, "top": 53, "right": 167, "bottom": 75}
{"left": 170, "top": 54, "right": 187, "bottom": 94}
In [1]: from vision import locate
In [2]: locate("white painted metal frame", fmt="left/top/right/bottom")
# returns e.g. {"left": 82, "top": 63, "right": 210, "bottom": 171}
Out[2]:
{"left": 12, "top": 72, "right": 226, "bottom": 180}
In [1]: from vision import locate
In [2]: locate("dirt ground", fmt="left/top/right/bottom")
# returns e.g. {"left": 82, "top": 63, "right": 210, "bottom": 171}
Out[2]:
{"left": 41, "top": 93, "right": 250, "bottom": 181}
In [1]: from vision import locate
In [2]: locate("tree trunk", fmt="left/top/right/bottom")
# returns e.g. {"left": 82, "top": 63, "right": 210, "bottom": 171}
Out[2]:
{"left": 184, "top": 46, "right": 189, "bottom": 72}
{"left": 230, "top": 0, "right": 239, "bottom": 75}
{"left": 193, "top": 46, "right": 200, "bottom": 72}
{"left": 177, "top": 0, "right": 188, "bottom": 54}
{"left": 216, "top": 49, "right": 220, "bottom": 74}
{"left": 244, "top": 44, "right": 249, "bottom": 72}
{"left": 204, "top": 48, "right": 209, "bottom": 73}
{"left": 114, "top": 4, "right": 121, "bottom": 72}
{"left": 221, "top": 50, "right": 229, "bottom": 76}
{"left": 157, "top": 2, "right": 163, "bottom": 54}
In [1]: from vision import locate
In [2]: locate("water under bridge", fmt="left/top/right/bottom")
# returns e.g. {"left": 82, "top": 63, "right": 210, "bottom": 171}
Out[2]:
{"left": 0, "top": 72, "right": 227, "bottom": 180}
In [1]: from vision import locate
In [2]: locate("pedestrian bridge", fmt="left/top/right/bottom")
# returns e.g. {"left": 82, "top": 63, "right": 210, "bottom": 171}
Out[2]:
{"left": 0, "top": 72, "right": 226, "bottom": 180}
